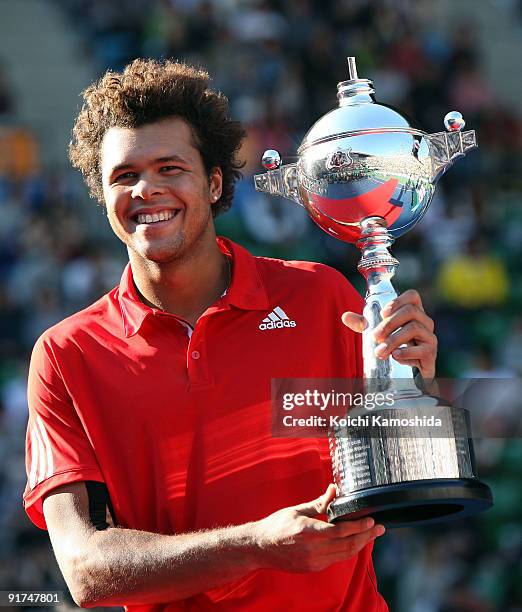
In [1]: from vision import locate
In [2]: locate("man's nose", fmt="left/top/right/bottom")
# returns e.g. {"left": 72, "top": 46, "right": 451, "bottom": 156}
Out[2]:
{"left": 131, "top": 178, "right": 165, "bottom": 199}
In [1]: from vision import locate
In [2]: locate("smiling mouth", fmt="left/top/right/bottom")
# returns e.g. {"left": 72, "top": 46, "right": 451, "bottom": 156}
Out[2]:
{"left": 133, "top": 210, "right": 180, "bottom": 225}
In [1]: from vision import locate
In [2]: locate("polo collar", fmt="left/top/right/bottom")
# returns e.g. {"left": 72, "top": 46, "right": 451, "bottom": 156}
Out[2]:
{"left": 118, "top": 237, "right": 269, "bottom": 337}
{"left": 216, "top": 236, "right": 270, "bottom": 311}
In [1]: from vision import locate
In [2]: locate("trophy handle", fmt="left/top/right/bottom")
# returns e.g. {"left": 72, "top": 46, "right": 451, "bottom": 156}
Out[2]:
{"left": 357, "top": 217, "right": 419, "bottom": 394}
{"left": 254, "top": 152, "right": 303, "bottom": 206}
{"left": 427, "top": 112, "right": 477, "bottom": 184}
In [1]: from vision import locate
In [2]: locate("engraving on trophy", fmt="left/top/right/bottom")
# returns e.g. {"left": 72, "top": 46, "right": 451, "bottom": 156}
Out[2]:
{"left": 326, "top": 147, "right": 354, "bottom": 171}
{"left": 336, "top": 437, "right": 373, "bottom": 490}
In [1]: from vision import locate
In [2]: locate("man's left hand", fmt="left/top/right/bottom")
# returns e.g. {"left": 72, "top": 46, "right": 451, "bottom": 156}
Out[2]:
{"left": 342, "top": 289, "right": 437, "bottom": 381}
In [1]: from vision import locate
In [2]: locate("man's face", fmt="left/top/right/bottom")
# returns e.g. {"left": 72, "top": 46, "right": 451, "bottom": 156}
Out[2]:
{"left": 100, "top": 117, "right": 222, "bottom": 264}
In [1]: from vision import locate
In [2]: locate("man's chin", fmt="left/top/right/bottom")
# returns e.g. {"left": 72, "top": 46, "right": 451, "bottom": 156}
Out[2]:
{"left": 130, "top": 242, "right": 185, "bottom": 265}
{"left": 140, "top": 250, "right": 183, "bottom": 264}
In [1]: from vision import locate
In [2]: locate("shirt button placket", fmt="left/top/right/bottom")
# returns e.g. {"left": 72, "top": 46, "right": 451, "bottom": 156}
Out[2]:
{"left": 187, "top": 328, "right": 210, "bottom": 387}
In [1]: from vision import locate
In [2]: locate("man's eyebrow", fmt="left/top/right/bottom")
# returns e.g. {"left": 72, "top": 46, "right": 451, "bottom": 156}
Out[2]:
{"left": 155, "top": 155, "right": 189, "bottom": 165}
{"left": 109, "top": 155, "right": 190, "bottom": 176}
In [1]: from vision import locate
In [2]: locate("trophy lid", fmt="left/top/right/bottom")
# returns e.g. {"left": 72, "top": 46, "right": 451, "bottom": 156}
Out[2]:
{"left": 298, "top": 57, "right": 422, "bottom": 154}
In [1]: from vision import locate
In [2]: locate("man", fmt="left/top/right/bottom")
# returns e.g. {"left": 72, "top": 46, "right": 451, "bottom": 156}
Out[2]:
{"left": 23, "top": 59, "right": 437, "bottom": 610}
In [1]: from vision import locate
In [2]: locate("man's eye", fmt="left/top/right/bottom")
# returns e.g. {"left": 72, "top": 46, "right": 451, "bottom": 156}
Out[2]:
{"left": 160, "top": 166, "right": 182, "bottom": 173}
{"left": 116, "top": 172, "right": 137, "bottom": 181}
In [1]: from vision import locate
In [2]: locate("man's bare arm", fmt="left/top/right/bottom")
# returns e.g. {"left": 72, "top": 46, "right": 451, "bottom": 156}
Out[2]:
{"left": 43, "top": 482, "right": 384, "bottom": 608}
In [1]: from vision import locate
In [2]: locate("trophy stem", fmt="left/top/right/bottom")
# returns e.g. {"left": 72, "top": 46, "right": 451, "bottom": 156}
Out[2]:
{"left": 356, "top": 216, "right": 418, "bottom": 393}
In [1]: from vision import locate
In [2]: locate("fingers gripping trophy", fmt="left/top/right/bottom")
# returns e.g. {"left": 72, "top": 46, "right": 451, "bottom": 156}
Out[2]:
{"left": 254, "top": 57, "right": 492, "bottom": 528}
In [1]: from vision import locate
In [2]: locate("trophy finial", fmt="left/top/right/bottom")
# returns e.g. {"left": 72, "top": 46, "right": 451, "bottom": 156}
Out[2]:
{"left": 347, "top": 57, "right": 358, "bottom": 80}
{"left": 261, "top": 149, "right": 282, "bottom": 170}
{"left": 337, "top": 57, "right": 375, "bottom": 105}
{"left": 444, "top": 111, "right": 466, "bottom": 132}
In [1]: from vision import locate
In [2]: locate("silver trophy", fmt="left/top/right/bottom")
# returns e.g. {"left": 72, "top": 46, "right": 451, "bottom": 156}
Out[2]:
{"left": 255, "top": 57, "right": 492, "bottom": 527}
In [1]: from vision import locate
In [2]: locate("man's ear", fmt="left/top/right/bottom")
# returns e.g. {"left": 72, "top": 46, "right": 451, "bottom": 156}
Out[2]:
{"left": 209, "top": 167, "right": 223, "bottom": 202}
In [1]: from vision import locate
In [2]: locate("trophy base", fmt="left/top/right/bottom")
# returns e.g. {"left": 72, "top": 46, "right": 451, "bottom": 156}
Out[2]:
{"left": 327, "top": 478, "right": 493, "bottom": 528}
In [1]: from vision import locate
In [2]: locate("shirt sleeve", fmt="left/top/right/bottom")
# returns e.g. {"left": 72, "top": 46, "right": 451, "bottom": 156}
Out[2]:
{"left": 23, "top": 333, "right": 104, "bottom": 530}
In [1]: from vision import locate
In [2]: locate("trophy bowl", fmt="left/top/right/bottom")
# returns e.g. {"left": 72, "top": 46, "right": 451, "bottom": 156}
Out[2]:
{"left": 297, "top": 95, "right": 434, "bottom": 243}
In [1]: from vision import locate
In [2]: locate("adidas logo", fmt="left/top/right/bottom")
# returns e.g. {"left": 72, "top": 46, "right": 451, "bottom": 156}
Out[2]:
{"left": 259, "top": 306, "right": 297, "bottom": 331}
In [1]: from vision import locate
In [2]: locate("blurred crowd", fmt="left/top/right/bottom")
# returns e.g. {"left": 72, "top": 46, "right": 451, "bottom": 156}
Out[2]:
{"left": 0, "top": 0, "right": 521, "bottom": 610}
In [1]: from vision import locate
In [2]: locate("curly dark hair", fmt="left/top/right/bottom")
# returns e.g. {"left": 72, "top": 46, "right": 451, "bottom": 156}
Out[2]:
{"left": 69, "top": 58, "right": 246, "bottom": 216}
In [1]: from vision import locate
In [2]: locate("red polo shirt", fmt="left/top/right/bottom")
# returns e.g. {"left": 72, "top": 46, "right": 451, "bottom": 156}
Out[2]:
{"left": 23, "top": 237, "right": 387, "bottom": 611}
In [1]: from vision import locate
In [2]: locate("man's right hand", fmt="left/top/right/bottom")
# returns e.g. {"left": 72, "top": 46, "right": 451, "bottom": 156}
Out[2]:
{"left": 253, "top": 484, "right": 385, "bottom": 573}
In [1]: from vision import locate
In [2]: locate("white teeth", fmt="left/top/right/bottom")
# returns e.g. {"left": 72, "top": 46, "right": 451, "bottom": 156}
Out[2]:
{"left": 136, "top": 210, "right": 176, "bottom": 224}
